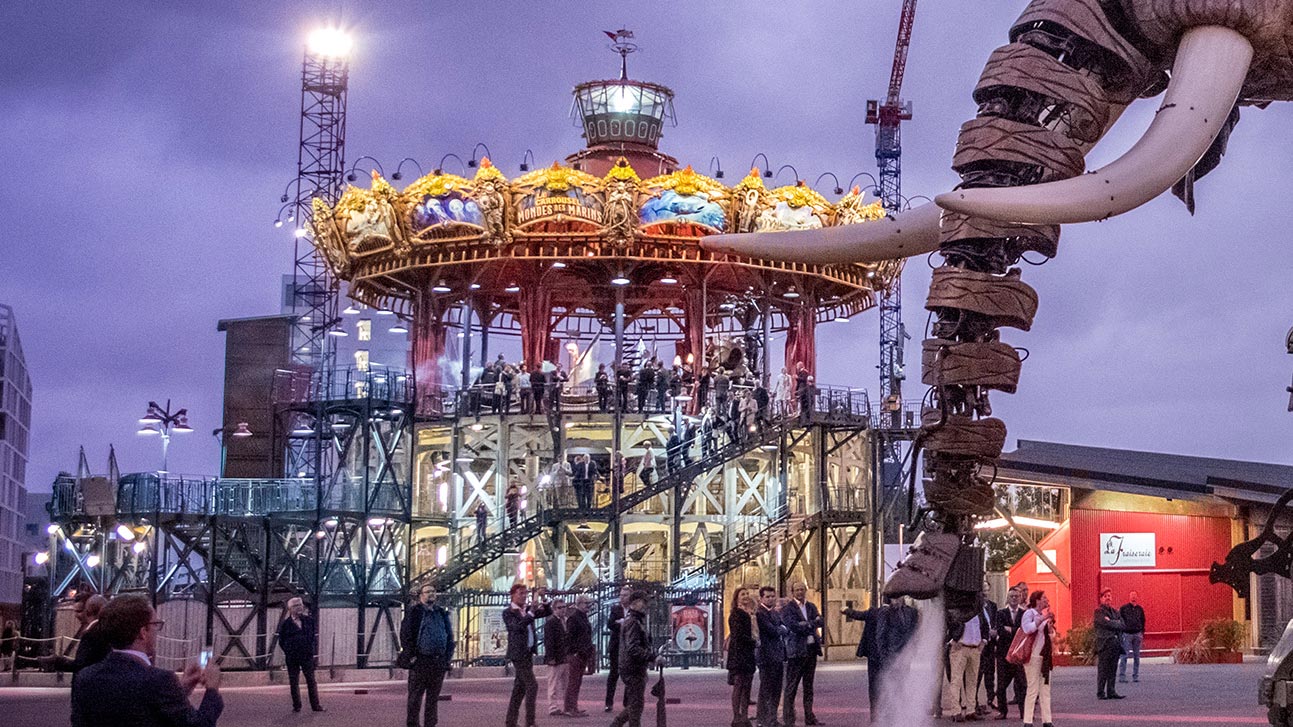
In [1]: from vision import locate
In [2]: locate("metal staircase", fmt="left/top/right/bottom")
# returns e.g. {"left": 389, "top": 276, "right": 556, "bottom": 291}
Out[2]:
{"left": 676, "top": 507, "right": 823, "bottom": 584}
{"left": 416, "top": 415, "right": 797, "bottom": 590}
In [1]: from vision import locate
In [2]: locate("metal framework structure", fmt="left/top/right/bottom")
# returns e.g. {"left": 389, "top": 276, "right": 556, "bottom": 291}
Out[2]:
{"left": 867, "top": 0, "right": 920, "bottom": 537}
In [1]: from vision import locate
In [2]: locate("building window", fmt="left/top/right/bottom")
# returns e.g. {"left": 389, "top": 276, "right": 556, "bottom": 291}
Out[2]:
{"left": 357, "top": 319, "right": 371, "bottom": 341}
{"left": 354, "top": 349, "right": 370, "bottom": 372}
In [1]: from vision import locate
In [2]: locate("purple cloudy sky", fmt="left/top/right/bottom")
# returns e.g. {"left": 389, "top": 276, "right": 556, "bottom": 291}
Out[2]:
{"left": 4, "top": 1, "right": 1292, "bottom": 490}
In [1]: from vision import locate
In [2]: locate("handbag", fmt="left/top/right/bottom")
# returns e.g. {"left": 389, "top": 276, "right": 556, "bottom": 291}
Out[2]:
{"left": 1005, "top": 626, "right": 1035, "bottom": 665}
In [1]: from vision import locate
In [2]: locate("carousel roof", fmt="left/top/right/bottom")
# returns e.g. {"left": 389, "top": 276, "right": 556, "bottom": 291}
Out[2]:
{"left": 309, "top": 157, "right": 899, "bottom": 332}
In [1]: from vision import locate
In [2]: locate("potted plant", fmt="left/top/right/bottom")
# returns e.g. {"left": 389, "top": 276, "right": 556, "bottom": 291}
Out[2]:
{"left": 1054, "top": 622, "right": 1095, "bottom": 667}
{"left": 1172, "top": 618, "right": 1245, "bottom": 664}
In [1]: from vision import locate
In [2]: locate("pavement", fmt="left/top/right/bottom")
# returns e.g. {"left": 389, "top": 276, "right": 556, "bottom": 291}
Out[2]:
{"left": 4, "top": 660, "right": 1267, "bottom": 726}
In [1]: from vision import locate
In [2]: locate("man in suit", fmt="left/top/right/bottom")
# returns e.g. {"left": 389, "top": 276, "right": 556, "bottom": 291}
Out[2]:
{"left": 503, "top": 583, "right": 553, "bottom": 727}
{"left": 399, "top": 584, "right": 455, "bottom": 727}
{"left": 843, "top": 596, "right": 919, "bottom": 723}
{"left": 995, "top": 584, "right": 1027, "bottom": 720}
{"left": 781, "top": 582, "right": 824, "bottom": 726}
{"left": 73, "top": 594, "right": 111, "bottom": 673}
{"left": 1093, "top": 587, "right": 1127, "bottom": 700}
{"left": 571, "top": 454, "right": 599, "bottom": 510}
{"left": 605, "top": 584, "right": 632, "bottom": 712}
{"left": 544, "top": 599, "right": 570, "bottom": 716}
{"left": 563, "top": 594, "right": 596, "bottom": 717}
{"left": 609, "top": 590, "right": 655, "bottom": 727}
{"left": 70, "top": 595, "right": 222, "bottom": 727}
{"left": 276, "top": 596, "right": 324, "bottom": 713}
{"left": 975, "top": 583, "right": 999, "bottom": 716}
{"left": 755, "top": 586, "right": 789, "bottom": 727}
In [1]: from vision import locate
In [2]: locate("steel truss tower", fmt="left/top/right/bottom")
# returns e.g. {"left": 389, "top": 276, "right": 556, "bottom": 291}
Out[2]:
{"left": 285, "top": 42, "right": 349, "bottom": 481}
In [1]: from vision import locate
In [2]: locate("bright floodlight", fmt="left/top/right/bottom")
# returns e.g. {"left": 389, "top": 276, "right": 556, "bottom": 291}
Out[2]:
{"left": 308, "top": 27, "right": 353, "bottom": 58}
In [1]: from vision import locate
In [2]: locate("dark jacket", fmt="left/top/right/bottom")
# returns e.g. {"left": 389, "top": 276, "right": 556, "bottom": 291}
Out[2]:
{"left": 979, "top": 599, "right": 1000, "bottom": 659}
{"left": 780, "top": 598, "right": 823, "bottom": 659}
{"left": 565, "top": 608, "right": 595, "bottom": 661}
{"left": 571, "top": 459, "right": 599, "bottom": 483}
{"left": 726, "top": 608, "right": 757, "bottom": 676}
{"left": 617, "top": 607, "right": 653, "bottom": 678}
{"left": 1119, "top": 603, "right": 1146, "bottom": 634}
{"left": 544, "top": 616, "right": 568, "bottom": 666}
{"left": 276, "top": 614, "right": 317, "bottom": 664}
{"left": 399, "top": 602, "right": 456, "bottom": 669}
{"left": 755, "top": 605, "right": 787, "bottom": 665}
{"left": 73, "top": 620, "right": 112, "bottom": 672}
{"left": 71, "top": 651, "right": 223, "bottom": 727}
{"left": 845, "top": 603, "right": 918, "bottom": 663}
{"left": 1093, "top": 604, "right": 1126, "bottom": 654}
{"left": 607, "top": 603, "right": 627, "bottom": 654}
{"left": 503, "top": 602, "right": 552, "bottom": 663}
{"left": 996, "top": 605, "right": 1025, "bottom": 661}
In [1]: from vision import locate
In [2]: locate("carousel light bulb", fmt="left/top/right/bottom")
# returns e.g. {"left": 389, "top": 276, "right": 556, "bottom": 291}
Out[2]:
{"left": 274, "top": 219, "right": 284, "bottom": 228}
{"left": 34, "top": 551, "right": 49, "bottom": 565}
{"left": 294, "top": 227, "right": 308, "bottom": 238}
{"left": 611, "top": 274, "right": 630, "bottom": 286}
{"left": 132, "top": 541, "right": 148, "bottom": 554}
{"left": 47, "top": 523, "right": 60, "bottom": 535}
{"left": 115, "top": 524, "right": 135, "bottom": 541}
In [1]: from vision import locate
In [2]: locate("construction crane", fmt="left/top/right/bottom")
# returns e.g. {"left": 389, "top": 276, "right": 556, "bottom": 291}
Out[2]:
{"left": 866, "top": 0, "right": 918, "bottom": 529}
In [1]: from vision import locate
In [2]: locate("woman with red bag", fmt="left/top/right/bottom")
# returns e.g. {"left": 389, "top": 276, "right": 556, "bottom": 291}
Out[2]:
{"left": 1020, "top": 591, "right": 1056, "bottom": 727}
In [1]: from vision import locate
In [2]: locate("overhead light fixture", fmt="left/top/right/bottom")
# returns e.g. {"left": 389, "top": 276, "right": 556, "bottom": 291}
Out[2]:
{"left": 172, "top": 413, "right": 193, "bottom": 433}
{"left": 47, "top": 524, "right": 60, "bottom": 535}
{"left": 389, "top": 323, "right": 408, "bottom": 334}
{"left": 505, "top": 283, "right": 521, "bottom": 293}
{"left": 132, "top": 541, "right": 147, "bottom": 554}
{"left": 34, "top": 551, "right": 50, "bottom": 565}
{"left": 866, "top": 270, "right": 877, "bottom": 279}
{"left": 432, "top": 281, "right": 451, "bottom": 293}
{"left": 675, "top": 394, "right": 693, "bottom": 402}
{"left": 611, "top": 273, "right": 631, "bottom": 286}
{"left": 327, "top": 327, "right": 348, "bottom": 337}
{"left": 294, "top": 227, "right": 308, "bottom": 238}
{"left": 376, "top": 309, "right": 394, "bottom": 316}
{"left": 86, "top": 554, "right": 101, "bottom": 568}
{"left": 783, "top": 288, "right": 800, "bottom": 299}
{"left": 834, "top": 315, "right": 849, "bottom": 323}
{"left": 291, "top": 424, "right": 315, "bottom": 436}
{"left": 469, "top": 282, "right": 481, "bottom": 290}
{"left": 551, "top": 261, "right": 567, "bottom": 269}
{"left": 136, "top": 426, "right": 159, "bottom": 436}
{"left": 274, "top": 219, "right": 284, "bottom": 228}
{"left": 470, "top": 422, "right": 484, "bottom": 431}
{"left": 659, "top": 274, "right": 678, "bottom": 285}
{"left": 343, "top": 305, "right": 361, "bottom": 315}
{"left": 232, "top": 422, "right": 253, "bottom": 437}
{"left": 115, "top": 524, "right": 136, "bottom": 541}
{"left": 973, "top": 516, "right": 1061, "bottom": 530}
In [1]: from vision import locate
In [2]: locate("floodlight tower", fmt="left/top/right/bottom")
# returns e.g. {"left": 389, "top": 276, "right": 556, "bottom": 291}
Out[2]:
{"left": 290, "top": 27, "right": 351, "bottom": 374}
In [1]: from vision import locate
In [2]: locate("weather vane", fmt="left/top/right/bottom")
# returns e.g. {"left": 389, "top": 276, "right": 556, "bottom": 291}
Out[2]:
{"left": 603, "top": 28, "right": 637, "bottom": 80}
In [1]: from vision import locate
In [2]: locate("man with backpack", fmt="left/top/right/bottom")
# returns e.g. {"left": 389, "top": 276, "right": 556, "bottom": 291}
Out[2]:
{"left": 399, "top": 585, "right": 455, "bottom": 727}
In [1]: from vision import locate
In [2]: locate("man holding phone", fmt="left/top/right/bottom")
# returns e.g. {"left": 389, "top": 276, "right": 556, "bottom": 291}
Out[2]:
{"left": 277, "top": 596, "right": 324, "bottom": 713}
{"left": 71, "top": 595, "right": 223, "bottom": 727}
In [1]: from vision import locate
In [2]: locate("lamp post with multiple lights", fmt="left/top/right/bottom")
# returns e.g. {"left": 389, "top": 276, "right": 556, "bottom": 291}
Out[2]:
{"left": 136, "top": 400, "right": 192, "bottom": 473}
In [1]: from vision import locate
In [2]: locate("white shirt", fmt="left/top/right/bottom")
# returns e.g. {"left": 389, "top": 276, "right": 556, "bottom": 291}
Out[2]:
{"left": 1021, "top": 607, "right": 1050, "bottom": 660}
{"left": 959, "top": 614, "right": 982, "bottom": 647}
{"left": 797, "top": 600, "right": 815, "bottom": 644}
{"left": 511, "top": 603, "right": 535, "bottom": 649}
{"left": 116, "top": 648, "right": 151, "bottom": 666}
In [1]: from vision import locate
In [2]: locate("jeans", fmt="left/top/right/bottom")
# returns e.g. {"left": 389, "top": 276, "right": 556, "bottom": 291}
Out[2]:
{"left": 782, "top": 653, "right": 818, "bottom": 724}
{"left": 407, "top": 662, "right": 447, "bottom": 727}
{"left": 506, "top": 656, "right": 538, "bottom": 727}
{"left": 286, "top": 658, "right": 321, "bottom": 711}
{"left": 1119, "top": 632, "right": 1143, "bottom": 681}
{"left": 756, "top": 660, "right": 783, "bottom": 727}
{"left": 610, "top": 672, "right": 646, "bottom": 727}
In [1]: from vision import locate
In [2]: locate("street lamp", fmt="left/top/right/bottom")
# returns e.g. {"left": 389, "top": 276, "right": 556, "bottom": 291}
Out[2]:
{"left": 213, "top": 422, "right": 254, "bottom": 477}
{"left": 137, "top": 400, "right": 192, "bottom": 473}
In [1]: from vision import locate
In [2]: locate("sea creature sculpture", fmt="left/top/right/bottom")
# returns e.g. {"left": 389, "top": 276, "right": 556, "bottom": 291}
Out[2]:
{"left": 705, "top": 0, "right": 1293, "bottom": 599}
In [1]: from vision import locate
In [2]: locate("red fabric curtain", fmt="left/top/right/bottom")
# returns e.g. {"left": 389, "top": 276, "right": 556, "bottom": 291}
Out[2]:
{"left": 520, "top": 288, "right": 553, "bottom": 368}
{"left": 784, "top": 304, "right": 816, "bottom": 379}
{"left": 413, "top": 293, "right": 448, "bottom": 396}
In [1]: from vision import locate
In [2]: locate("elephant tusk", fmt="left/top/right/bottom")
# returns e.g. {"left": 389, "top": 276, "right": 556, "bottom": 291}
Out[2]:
{"left": 936, "top": 25, "right": 1253, "bottom": 225}
{"left": 701, "top": 203, "right": 941, "bottom": 264}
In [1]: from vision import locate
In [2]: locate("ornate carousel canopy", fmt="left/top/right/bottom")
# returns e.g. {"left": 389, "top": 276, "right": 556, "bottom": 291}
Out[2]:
{"left": 310, "top": 158, "right": 894, "bottom": 334}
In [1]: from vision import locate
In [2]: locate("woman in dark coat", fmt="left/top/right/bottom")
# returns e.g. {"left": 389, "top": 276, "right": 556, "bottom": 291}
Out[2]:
{"left": 727, "top": 587, "right": 759, "bottom": 727}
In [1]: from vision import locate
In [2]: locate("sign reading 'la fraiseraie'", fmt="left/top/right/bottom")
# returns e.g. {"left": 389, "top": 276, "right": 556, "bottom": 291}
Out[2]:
{"left": 1100, "top": 533, "right": 1156, "bottom": 568}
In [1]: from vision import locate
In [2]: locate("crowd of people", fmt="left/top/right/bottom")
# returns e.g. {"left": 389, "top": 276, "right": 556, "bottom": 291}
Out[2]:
{"left": 462, "top": 351, "right": 818, "bottom": 424}
{"left": 31, "top": 576, "right": 1149, "bottom": 727}
{"left": 934, "top": 582, "right": 1147, "bottom": 726}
